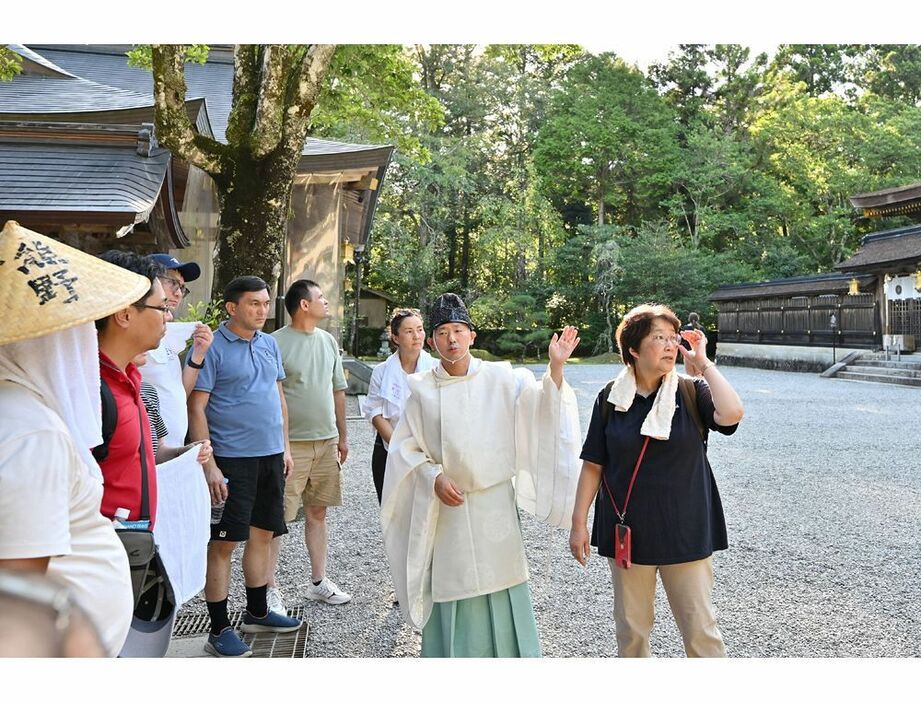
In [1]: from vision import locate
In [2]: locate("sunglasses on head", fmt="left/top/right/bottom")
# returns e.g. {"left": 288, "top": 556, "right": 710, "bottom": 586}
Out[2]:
{"left": 392, "top": 308, "right": 421, "bottom": 319}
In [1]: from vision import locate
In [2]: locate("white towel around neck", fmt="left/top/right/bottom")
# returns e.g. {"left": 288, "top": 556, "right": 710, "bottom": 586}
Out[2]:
{"left": 606, "top": 365, "right": 679, "bottom": 440}
{"left": 378, "top": 349, "right": 436, "bottom": 406}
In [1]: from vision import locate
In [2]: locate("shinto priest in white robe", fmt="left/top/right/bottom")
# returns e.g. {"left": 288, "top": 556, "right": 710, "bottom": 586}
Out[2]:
{"left": 380, "top": 356, "right": 581, "bottom": 630}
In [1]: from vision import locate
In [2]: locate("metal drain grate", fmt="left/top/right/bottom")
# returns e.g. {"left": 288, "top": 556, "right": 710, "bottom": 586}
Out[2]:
{"left": 173, "top": 606, "right": 309, "bottom": 658}
{"left": 241, "top": 622, "right": 309, "bottom": 658}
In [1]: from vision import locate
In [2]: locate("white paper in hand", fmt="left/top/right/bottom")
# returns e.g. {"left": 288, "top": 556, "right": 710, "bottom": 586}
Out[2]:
{"left": 164, "top": 321, "right": 198, "bottom": 354}
{"left": 152, "top": 444, "right": 210, "bottom": 606}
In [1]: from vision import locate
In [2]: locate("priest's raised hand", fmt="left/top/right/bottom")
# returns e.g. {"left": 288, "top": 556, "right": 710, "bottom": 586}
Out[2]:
{"left": 548, "top": 325, "right": 580, "bottom": 388}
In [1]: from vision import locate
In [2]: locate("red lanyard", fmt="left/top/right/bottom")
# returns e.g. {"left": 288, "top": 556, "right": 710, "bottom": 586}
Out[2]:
{"left": 601, "top": 436, "right": 651, "bottom": 524}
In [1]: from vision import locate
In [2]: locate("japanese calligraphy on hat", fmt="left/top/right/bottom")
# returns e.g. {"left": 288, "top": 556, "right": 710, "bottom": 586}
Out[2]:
{"left": 0, "top": 220, "right": 151, "bottom": 346}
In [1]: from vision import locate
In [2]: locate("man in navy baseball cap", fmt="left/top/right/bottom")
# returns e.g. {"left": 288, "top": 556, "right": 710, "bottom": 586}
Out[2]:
{"left": 140, "top": 252, "right": 213, "bottom": 446}
{"left": 149, "top": 254, "right": 201, "bottom": 284}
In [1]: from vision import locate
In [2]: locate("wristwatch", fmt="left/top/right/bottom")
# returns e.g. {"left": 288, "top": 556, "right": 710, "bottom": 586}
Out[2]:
{"left": 700, "top": 360, "right": 716, "bottom": 374}
{"left": 187, "top": 357, "right": 205, "bottom": 369}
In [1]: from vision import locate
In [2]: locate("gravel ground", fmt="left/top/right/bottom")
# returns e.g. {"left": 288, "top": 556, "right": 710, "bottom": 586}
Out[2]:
{"left": 177, "top": 363, "right": 921, "bottom": 657}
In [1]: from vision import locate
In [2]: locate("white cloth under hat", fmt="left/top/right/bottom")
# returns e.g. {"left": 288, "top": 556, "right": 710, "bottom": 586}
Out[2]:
{"left": 0, "top": 323, "right": 103, "bottom": 476}
{"left": 606, "top": 365, "right": 680, "bottom": 440}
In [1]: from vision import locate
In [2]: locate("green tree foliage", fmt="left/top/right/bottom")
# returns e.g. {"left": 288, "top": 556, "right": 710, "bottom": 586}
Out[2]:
{"left": 309, "top": 45, "right": 443, "bottom": 160}
{"left": 126, "top": 44, "right": 209, "bottom": 69}
{"left": 650, "top": 44, "right": 768, "bottom": 134}
{"left": 648, "top": 44, "right": 714, "bottom": 129}
{"left": 361, "top": 44, "right": 921, "bottom": 356}
{"left": 534, "top": 54, "right": 680, "bottom": 228}
{"left": 0, "top": 47, "right": 23, "bottom": 81}
{"left": 58, "top": 42, "right": 919, "bottom": 356}
{"left": 707, "top": 44, "right": 769, "bottom": 134}
{"left": 469, "top": 293, "right": 551, "bottom": 362}
{"left": 663, "top": 122, "right": 754, "bottom": 249}
{"left": 749, "top": 76, "right": 919, "bottom": 268}
{"left": 769, "top": 44, "right": 860, "bottom": 97}
{"left": 544, "top": 228, "right": 601, "bottom": 332}
{"left": 609, "top": 222, "right": 756, "bottom": 327}
{"left": 136, "top": 44, "right": 439, "bottom": 293}
{"left": 367, "top": 44, "right": 574, "bottom": 308}
{"left": 857, "top": 45, "right": 921, "bottom": 104}
{"left": 592, "top": 234, "right": 622, "bottom": 354}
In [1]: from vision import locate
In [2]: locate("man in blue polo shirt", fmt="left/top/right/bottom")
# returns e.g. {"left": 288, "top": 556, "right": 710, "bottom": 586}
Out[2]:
{"left": 188, "top": 275, "right": 302, "bottom": 657}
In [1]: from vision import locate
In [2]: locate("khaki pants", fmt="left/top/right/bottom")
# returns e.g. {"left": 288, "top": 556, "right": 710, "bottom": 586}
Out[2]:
{"left": 607, "top": 556, "right": 726, "bottom": 658}
{"left": 283, "top": 438, "right": 342, "bottom": 521}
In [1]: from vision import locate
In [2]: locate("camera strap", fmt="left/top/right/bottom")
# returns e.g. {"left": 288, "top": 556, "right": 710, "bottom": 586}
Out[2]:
{"left": 601, "top": 435, "right": 650, "bottom": 524}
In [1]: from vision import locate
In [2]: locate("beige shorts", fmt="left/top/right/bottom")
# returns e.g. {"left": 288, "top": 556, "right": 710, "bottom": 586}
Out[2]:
{"left": 283, "top": 438, "right": 342, "bottom": 519}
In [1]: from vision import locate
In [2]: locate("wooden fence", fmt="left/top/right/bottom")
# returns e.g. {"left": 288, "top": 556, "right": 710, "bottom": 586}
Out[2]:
{"left": 716, "top": 292, "right": 880, "bottom": 348}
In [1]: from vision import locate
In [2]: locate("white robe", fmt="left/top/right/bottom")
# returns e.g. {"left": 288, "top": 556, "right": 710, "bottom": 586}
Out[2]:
{"left": 380, "top": 358, "right": 581, "bottom": 630}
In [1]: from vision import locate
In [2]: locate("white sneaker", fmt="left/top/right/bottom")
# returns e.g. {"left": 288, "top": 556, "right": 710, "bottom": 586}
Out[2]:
{"left": 306, "top": 577, "right": 352, "bottom": 605}
{"left": 267, "top": 586, "right": 286, "bottom": 616}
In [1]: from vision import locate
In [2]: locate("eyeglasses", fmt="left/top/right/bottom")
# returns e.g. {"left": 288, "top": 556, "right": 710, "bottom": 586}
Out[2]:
{"left": 158, "top": 275, "right": 191, "bottom": 298}
{"left": 140, "top": 304, "right": 172, "bottom": 317}
{"left": 649, "top": 333, "right": 682, "bottom": 347}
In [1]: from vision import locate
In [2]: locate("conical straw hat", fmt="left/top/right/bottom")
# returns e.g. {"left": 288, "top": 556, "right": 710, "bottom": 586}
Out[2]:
{"left": 0, "top": 220, "right": 152, "bottom": 346}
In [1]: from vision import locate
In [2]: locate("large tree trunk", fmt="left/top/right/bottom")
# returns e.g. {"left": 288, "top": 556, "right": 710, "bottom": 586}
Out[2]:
{"left": 211, "top": 147, "right": 299, "bottom": 293}
{"left": 596, "top": 164, "right": 606, "bottom": 225}
{"left": 603, "top": 294, "right": 614, "bottom": 353}
{"left": 460, "top": 196, "right": 471, "bottom": 293}
{"left": 150, "top": 44, "right": 336, "bottom": 296}
{"left": 446, "top": 223, "right": 457, "bottom": 280}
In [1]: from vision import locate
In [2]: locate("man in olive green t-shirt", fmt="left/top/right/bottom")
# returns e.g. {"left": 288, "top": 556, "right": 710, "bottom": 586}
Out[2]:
{"left": 266, "top": 279, "right": 352, "bottom": 609}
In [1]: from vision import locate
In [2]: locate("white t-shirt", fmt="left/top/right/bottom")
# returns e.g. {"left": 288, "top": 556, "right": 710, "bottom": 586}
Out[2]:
{"left": 140, "top": 337, "right": 187, "bottom": 447}
{"left": 0, "top": 381, "right": 134, "bottom": 656}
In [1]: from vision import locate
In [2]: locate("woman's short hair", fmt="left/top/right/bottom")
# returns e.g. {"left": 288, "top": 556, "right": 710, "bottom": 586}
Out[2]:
{"left": 615, "top": 303, "right": 680, "bottom": 367}
{"left": 389, "top": 307, "right": 423, "bottom": 337}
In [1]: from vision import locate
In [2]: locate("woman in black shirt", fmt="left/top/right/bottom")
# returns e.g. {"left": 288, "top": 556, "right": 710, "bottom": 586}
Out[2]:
{"left": 569, "top": 303, "right": 744, "bottom": 657}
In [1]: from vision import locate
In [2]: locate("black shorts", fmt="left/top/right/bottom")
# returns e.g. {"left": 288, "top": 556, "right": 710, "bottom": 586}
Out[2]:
{"left": 211, "top": 453, "right": 288, "bottom": 542}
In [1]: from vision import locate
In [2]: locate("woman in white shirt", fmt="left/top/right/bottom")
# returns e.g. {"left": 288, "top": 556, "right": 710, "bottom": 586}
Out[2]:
{"left": 361, "top": 308, "right": 437, "bottom": 503}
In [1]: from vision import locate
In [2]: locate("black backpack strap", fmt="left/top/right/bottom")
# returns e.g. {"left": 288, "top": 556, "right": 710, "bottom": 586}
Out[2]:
{"left": 91, "top": 378, "right": 118, "bottom": 463}
{"left": 136, "top": 401, "right": 150, "bottom": 522}
{"left": 600, "top": 379, "right": 616, "bottom": 423}
{"left": 678, "top": 376, "right": 708, "bottom": 446}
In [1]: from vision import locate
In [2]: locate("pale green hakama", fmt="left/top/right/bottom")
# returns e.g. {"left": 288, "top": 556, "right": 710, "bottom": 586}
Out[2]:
{"left": 421, "top": 582, "right": 541, "bottom": 658}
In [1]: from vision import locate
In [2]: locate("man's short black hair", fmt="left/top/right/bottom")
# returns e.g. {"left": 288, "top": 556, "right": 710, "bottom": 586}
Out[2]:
{"left": 94, "top": 251, "right": 166, "bottom": 331}
{"left": 284, "top": 279, "right": 320, "bottom": 317}
{"left": 224, "top": 276, "right": 269, "bottom": 305}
